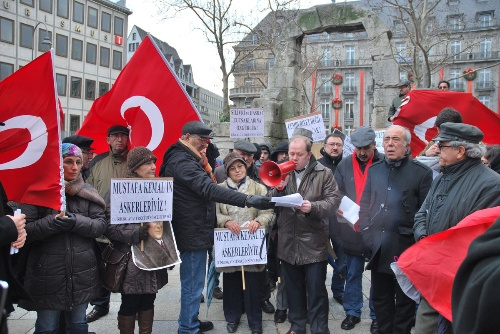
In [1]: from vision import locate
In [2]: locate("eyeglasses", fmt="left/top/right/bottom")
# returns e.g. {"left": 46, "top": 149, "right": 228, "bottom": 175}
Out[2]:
{"left": 438, "top": 86, "right": 448, "bottom": 90}
{"left": 437, "top": 143, "right": 453, "bottom": 149}
{"left": 194, "top": 135, "right": 210, "bottom": 145}
{"left": 109, "top": 133, "right": 128, "bottom": 139}
{"left": 82, "top": 151, "right": 93, "bottom": 156}
{"left": 326, "top": 142, "right": 343, "bottom": 147}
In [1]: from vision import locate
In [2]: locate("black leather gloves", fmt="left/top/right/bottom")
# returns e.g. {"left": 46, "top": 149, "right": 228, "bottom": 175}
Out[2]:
{"left": 246, "top": 195, "right": 275, "bottom": 210}
{"left": 53, "top": 212, "right": 76, "bottom": 231}
{"left": 139, "top": 224, "right": 149, "bottom": 241}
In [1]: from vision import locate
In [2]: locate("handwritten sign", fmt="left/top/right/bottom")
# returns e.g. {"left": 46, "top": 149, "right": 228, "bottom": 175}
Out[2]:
{"left": 285, "top": 112, "right": 326, "bottom": 143}
{"left": 110, "top": 178, "right": 173, "bottom": 224}
{"left": 214, "top": 228, "right": 267, "bottom": 268}
{"left": 230, "top": 108, "right": 264, "bottom": 138}
{"left": 332, "top": 129, "right": 355, "bottom": 156}
{"left": 375, "top": 129, "right": 386, "bottom": 153}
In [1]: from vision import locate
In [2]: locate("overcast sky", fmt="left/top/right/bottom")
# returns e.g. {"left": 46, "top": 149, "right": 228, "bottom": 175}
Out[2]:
{"left": 126, "top": 0, "right": 332, "bottom": 96}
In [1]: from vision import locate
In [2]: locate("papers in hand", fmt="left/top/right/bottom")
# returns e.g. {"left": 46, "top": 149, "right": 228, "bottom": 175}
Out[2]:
{"left": 271, "top": 193, "right": 304, "bottom": 208}
{"left": 338, "top": 196, "right": 360, "bottom": 230}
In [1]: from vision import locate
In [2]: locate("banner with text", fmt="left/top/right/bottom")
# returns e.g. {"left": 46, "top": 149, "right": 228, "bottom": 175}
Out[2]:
{"left": 214, "top": 227, "right": 267, "bottom": 268}
{"left": 285, "top": 112, "right": 326, "bottom": 143}
{"left": 375, "top": 129, "right": 386, "bottom": 154}
{"left": 230, "top": 108, "right": 264, "bottom": 138}
{"left": 110, "top": 178, "right": 173, "bottom": 224}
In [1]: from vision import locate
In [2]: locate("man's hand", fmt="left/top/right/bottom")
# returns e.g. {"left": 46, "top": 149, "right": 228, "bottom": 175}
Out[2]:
{"left": 246, "top": 195, "right": 275, "bottom": 210}
{"left": 248, "top": 220, "right": 261, "bottom": 234}
{"left": 425, "top": 143, "right": 440, "bottom": 157}
{"left": 225, "top": 220, "right": 241, "bottom": 235}
{"left": 8, "top": 214, "right": 27, "bottom": 248}
{"left": 336, "top": 208, "right": 344, "bottom": 218}
{"left": 297, "top": 200, "right": 312, "bottom": 213}
{"left": 276, "top": 174, "right": 289, "bottom": 190}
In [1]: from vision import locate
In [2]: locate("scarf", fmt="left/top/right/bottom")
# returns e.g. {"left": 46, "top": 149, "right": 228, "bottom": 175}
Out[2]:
{"left": 65, "top": 174, "right": 106, "bottom": 209}
{"left": 352, "top": 152, "right": 374, "bottom": 204}
{"left": 178, "top": 139, "right": 217, "bottom": 183}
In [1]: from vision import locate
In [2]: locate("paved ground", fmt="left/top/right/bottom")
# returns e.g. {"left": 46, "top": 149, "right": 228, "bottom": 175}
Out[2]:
{"left": 8, "top": 265, "right": 379, "bottom": 334}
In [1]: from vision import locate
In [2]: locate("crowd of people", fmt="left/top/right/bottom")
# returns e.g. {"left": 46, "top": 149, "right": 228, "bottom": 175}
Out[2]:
{"left": 2, "top": 102, "right": 500, "bottom": 334}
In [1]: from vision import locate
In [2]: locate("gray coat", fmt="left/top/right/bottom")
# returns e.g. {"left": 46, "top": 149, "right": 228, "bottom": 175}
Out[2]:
{"left": 413, "top": 158, "right": 500, "bottom": 241}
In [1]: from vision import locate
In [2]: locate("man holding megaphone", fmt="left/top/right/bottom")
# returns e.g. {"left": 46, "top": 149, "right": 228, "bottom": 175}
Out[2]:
{"left": 267, "top": 128, "right": 341, "bottom": 334}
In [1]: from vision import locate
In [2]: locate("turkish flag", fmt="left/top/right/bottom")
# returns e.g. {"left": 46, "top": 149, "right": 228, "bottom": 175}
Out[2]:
{"left": 397, "top": 206, "right": 500, "bottom": 321}
{"left": 393, "top": 90, "right": 500, "bottom": 156}
{"left": 77, "top": 35, "right": 202, "bottom": 168}
{"left": 0, "top": 51, "right": 63, "bottom": 210}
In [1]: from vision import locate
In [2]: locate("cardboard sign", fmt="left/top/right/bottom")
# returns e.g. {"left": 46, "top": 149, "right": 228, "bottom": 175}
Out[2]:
{"left": 214, "top": 227, "right": 267, "bottom": 267}
{"left": 229, "top": 108, "right": 265, "bottom": 138}
{"left": 110, "top": 178, "right": 173, "bottom": 224}
{"left": 285, "top": 112, "right": 326, "bottom": 143}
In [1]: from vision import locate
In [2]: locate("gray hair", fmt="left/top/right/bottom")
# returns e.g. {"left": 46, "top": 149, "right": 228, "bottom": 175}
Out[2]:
{"left": 387, "top": 125, "right": 411, "bottom": 145}
{"left": 290, "top": 135, "right": 312, "bottom": 152}
{"left": 450, "top": 141, "right": 486, "bottom": 159}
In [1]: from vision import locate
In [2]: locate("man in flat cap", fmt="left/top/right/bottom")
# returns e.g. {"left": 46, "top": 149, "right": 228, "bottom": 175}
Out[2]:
{"left": 86, "top": 125, "right": 130, "bottom": 323}
{"left": 334, "top": 126, "right": 382, "bottom": 332}
{"left": 62, "top": 135, "right": 95, "bottom": 180}
{"left": 388, "top": 80, "right": 411, "bottom": 122}
{"left": 413, "top": 122, "right": 500, "bottom": 333}
{"left": 159, "top": 121, "right": 274, "bottom": 334}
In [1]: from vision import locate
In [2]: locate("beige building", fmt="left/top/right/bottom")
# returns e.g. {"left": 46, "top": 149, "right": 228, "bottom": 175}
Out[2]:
{"left": 0, "top": 0, "right": 131, "bottom": 137}
{"left": 126, "top": 25, "right": 224, "bottom": 125}
{"left": 230, "top": 0, "right": 500, "bottom": 135}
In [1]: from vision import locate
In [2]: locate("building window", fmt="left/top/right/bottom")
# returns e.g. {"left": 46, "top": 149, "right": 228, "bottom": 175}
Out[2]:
{"left": 478, "top": 95, "right": 490, "bottom": 107}
{"left": 0, "top": 62, "right": 14, "bottom": 81}
{"left": 112, "top": 50, "right": 122, "bottom": 70}
{"left": 101, "top": 12, "right": 111, "bottom": 32}
{"left": 38, "top": 29, "right": 52, "bottom": 52}
{"left": 268, "top": 53, "right": 275, "bottom": 69}
{"left": 345, "top": 46, "right": 355, "bottom": 65}
{"left": 399, "top": 71, "right": 408, "bottom": 81}
{"left": 20, "top": 23, "right": 34, "bottom": 49}
{"left": 345, "top": 73, "right": 355, "bottom": 91}
{"left": 479, "top": 37, "right": 492, "bottom": 58}
{"left": 128, "top": 43, "right": 136, "bottom": 52}
{"left": 394, "top": 20, "right": 404, "bottom": 33}
{"left": 251, "top": 34, "right": 259, "bottom": 45}
{"left": 86, "top": 43, "right": 97, "bottom": 64}
{"left": 245, "top": 77, "right": 253, "bottom": 86}
{"left": 449, "top": 69, "right": 462, "bottom": 90}
{"left": 477, "top": 12, "right": 492, "bottom": 28}
{"left": 21, "top": 0, "right": 34, "bottom": 6}
{"left": 69, "top": 115, "right": 80, "bottom": 132}
{"left": 246, "top": 57, "right": 254, "bottom": 70}
{"left": 345, "top": 98, "right": 354, "bottom": 119}
{"left": 320, "top": 98, "right": 330, "bottom": 121}
{"left": 88, "top": 7, "right": 98, "bottom": 28}
{"left": 85, "top": 79, "right": 96, "bottom": 100}
{"left": 40, "top": 0, "right": 52, "bottom": 13}
{"left": 0, "top": 17, "right": 14, "bottom": 44}
{"left": 448, "top": 15, "right": 462, "bottom": 30}
{"left": 70, "top": 77, "right": 81, "bottom": 98}
{"left": 56, "top": 74, "right": 67, "bottom": 96}
{"left": 322, "top": 48, "right": 331, "bottom": 66}
{"left": 450, "top": 40, "right": 461, "bottom": 60}
{"left": 99, "top": 82, "right": 109, "bottom": 96}
{"left": 114, "top": 17, "right": 124, "bottom": 37}
{"left": 100, "top": 46, "right": 110, "bottom": 67}
{"left": 57, "top": 0, "right": 69, "bottom": 18}
{"left": 320, "top": 74, "right": 331, "bottom": 94}
{"left": 478, "top": 68, "right": 491, "bottom": 88}
{"left": 395, "top": 42, "right": 406, "bottom": 60}
{"left": 71, "top": 38, "right": 83, "bottom": 61}
{"left": 73, "top": 2, "right": 84, "bottom": 23}
{"left": 56, "top": 34, "right": 68, "bottom": 57}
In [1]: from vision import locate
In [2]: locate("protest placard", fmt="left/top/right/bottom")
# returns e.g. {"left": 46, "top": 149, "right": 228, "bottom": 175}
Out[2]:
{"left": 285, "top": 112, "right": 326, "bottom": 143}
{"left": 214, "top": 228, "right": 267, "bottom": 268}
{"left": 110, "top": 178, "right": 173, "bottom": 224}
{"left": 375, "top": 129, "right": 387, "bottom": 153}
{"left": 229, "top": 108, "right": 265, "bottom": 138}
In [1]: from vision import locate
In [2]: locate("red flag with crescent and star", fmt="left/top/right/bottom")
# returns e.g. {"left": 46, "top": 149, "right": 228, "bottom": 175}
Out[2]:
{"left": 0, "top": 50, "right": 64, "bottom": 210}
{"left": 77, "top": 35, "right": 202, "bottom": 168}
{"left": 393, "top": 90, "right": 500, "bottom": 156}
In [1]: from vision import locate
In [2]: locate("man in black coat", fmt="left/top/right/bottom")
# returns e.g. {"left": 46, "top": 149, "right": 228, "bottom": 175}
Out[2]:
{"left": 334, "top": 127, "right": 382, "bottom": 332}
{"left": 358, "top": 125, "right": 432, "bottom": 334}
{"left": 159, "top": 121, "right": 273, "bottom": 334}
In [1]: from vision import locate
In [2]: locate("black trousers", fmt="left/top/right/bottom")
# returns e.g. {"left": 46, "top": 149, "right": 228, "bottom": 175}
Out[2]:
{"left": 119, "top": 293, "right": 156, "bottom": 316}
{"left": 371, "top": 269, "right": 414, "bottom": 334}
{"left": 282, "top": 260, "right": 329, "bottom": 334}
{"left": 223, "top": 270, "right": 265, "bottom": 330}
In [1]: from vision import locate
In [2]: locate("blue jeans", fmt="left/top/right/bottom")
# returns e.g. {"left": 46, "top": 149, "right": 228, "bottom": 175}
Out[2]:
{"left": 178, "top": 250, "right": 207, "bottom": 334}
{"left": 34, "top": 303, "right": 88, "bottom": 334}
{"left": 343, "top": 254, "right": 377, "bottom": 319}
{"left": 330, "top": 234, "right": 346, "bottom": 297}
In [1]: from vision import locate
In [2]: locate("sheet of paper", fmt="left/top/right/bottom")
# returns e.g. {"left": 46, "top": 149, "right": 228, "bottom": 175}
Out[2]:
{"left": 271, "top": 193, "right": 304, "bottom": 208}
{"left": 338, "top": 196, "right": 360, "bottom": 229}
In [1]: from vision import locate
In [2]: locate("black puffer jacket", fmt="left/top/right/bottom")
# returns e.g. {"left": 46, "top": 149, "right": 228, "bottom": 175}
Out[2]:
{"left": 334, "top": 150, "right": 384, "bottom": 256}
{"left": 159, "top": 140, "right": 248, "bottom": 252}
{"left": 18, "top": 176, "right": 106, "bottom": 311}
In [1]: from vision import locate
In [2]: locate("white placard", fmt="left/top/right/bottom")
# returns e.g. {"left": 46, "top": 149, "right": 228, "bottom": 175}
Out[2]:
{"left": 285, "top": 112, "right": 326, "bottom": 143}
{"left": 229, "top": 108, "right": 265, "bottom": 138}
{"left": 214, "top": 228, "right": 267, "bottom": 268}
{"left": 375, "top": 129, "right": 386, "bottom": 153}
{"left": 110, "top": 178, "right": 173, "bottom": 224}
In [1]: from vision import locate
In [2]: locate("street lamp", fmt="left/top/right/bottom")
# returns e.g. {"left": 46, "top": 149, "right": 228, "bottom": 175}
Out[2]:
{"left": 32, "top": 22, "right": 52, "bottom": 60}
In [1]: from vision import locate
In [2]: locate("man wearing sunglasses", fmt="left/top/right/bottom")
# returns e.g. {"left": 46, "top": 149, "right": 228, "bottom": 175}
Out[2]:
{"left": 413, "top": 122, "right": 500, "bottom": 333}
{"left": 437, "top": 80, "right": 450, "bottom": 91}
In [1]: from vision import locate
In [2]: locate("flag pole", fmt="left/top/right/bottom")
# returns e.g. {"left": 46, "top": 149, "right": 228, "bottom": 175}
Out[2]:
{"left": 140, "top": 223, "right": 144, "bottom": 251}
{"left": 241, "top": 266, "right": 246, "bottom": 290}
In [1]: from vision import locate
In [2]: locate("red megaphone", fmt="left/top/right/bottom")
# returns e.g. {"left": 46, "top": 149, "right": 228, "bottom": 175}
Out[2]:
{"left": 259, "top": 160, "right": 297, "bottom": 188}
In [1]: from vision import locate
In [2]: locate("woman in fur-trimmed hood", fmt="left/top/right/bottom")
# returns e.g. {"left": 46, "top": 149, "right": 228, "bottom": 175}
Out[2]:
{"left": 17, "top": 143, "right": 107, "bottom": 333}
